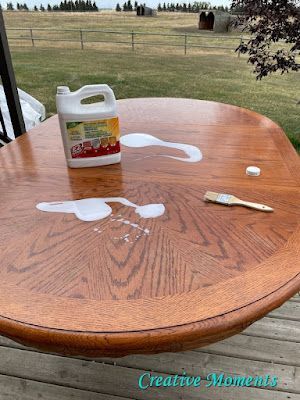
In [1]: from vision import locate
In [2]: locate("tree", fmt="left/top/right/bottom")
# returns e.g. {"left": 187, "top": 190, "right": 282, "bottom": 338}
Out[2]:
{"left": 191, "top": 1, "right": 210, "bottom": 12}
{"left": 47, "top": 3, "right": 52, "bottom": 10}
{"left": 7, "top": 2, "right": 14, "bottom": 10}
{"left": 134, "top": 0, "right": 138, "bottom": 10}
{"left": 127, "top": 0, "right": 133, "bottom": 11}
{"left": 232, "top": 0, "right": 300, "bottom": 79}
{"left": 39, "top": 4, "right": 45, "bottom": 11}
{"left": 116, "top": 2, "right": 121, "bottom": 11}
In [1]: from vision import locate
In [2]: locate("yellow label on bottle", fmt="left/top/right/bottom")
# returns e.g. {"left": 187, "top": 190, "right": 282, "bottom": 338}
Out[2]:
{"left": 66, "top": 117, "right": 120, "bottom": 159}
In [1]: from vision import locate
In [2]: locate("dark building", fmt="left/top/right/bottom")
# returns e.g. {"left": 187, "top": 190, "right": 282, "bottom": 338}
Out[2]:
{"left": 199, "top": 10, "right": 235, "bottom": 33}
{"left": 136, "top": 5, "right": 155, "bottom": 16}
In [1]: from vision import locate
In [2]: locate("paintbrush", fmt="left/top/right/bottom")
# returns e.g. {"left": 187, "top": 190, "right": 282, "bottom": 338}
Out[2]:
{"left": 204, "top": 191, "right": 273, "bottom": 212}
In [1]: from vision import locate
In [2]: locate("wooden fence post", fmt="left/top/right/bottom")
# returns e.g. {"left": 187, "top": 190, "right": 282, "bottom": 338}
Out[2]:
{"left": 238, "top": 35, "right": 243, "bottom": 58}
{"left": 30, "top": 28, "right": 34, "bottom": 47}
{"left": 80, "top": 29, "right": 84, "bottom": 50}
{"left": 131, "top": 31, "right": 135, "bottom": 51}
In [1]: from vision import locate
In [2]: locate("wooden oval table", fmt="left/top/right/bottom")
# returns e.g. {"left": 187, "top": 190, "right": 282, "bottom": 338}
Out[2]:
{"left": 0, "top": 98, "right": 299, "bottom": 357}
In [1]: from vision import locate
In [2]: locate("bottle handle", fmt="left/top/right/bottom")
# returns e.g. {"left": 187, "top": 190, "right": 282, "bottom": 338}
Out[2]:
{"left": 75, "top": 84, "right": 116, "bottom": 108}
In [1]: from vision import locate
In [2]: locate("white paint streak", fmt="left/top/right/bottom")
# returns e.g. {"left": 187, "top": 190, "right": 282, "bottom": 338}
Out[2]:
{"left": 36, "top": 197, "right": 165, "bottom": 222}
{"left": 120, "top": 133, "right": 202, "bottom": 163}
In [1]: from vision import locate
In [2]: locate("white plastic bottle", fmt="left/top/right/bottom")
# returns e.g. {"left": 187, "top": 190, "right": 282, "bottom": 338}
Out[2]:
{"left": 56, "top": 84, "right": 121, "bottom": 168}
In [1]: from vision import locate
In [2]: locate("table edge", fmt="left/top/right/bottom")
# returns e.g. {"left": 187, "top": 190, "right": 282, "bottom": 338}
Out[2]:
{"left": 0, "top": 271, "right": 299, "bottom": 357}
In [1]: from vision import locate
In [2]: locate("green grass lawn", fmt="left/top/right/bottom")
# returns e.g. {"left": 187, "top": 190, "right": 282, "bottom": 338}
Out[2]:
{"left": 4, "top": 12, "right": 300, "bottom": 151}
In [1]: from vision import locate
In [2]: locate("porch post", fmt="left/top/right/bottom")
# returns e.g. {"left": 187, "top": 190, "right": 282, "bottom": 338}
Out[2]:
{"left": 0, "top": 9, "right": 26, "bottom": 138}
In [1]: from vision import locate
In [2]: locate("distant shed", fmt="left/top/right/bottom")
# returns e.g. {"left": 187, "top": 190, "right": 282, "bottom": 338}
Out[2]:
{"left": 199, "top": 10, "right": 234, "bottom": 33}
{"left": 136, "top": 5, "right": 155, "bottom": 16}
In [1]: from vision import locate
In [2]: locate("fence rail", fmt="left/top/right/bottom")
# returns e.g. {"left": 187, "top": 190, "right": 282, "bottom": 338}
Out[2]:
{"left": 6, "top": 27, "right": 246, "bottom": 55}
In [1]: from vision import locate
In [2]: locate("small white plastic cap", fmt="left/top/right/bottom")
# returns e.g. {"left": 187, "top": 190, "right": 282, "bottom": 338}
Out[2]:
{"left": 57, "top": 86, "right": 70, "bottom": 95}
{"left": 246, "top": 166, "right": 261, "bottom": 176}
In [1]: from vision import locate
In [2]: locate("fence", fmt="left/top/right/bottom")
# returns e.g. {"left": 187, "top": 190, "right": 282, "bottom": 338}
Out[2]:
{"left": 6, "top": 27, "right": 245, "bottom": 56}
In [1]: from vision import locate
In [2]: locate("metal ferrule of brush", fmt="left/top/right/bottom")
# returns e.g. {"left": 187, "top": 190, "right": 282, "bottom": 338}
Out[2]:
{"left": 216, "top": 193, "right": 231, "bottom": 205}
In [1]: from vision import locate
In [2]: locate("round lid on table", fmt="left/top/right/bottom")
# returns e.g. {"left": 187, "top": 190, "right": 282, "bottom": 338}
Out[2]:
{"left": 246, "top": 166, "right": 261, "bottom": 176}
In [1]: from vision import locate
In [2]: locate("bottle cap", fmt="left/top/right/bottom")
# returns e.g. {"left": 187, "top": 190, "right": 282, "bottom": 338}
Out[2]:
{"left": 246, "top": 166, "right": 261, "bottom": 176}
{"left": 57, "top": 86, "right": 70, "bottom": 95}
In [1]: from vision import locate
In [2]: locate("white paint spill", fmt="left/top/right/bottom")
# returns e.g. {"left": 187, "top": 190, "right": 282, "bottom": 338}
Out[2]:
{"left": 117, "top": 219, "right": 150, "bottom": 235}
{"left": 36, "top": 197, "right": 165, "bottom": 222}
{"left": 120, "top": 133, "right": 202, "bottom": 163}
{"left": 107, "top": 214, "right": 151, "bottom": 245}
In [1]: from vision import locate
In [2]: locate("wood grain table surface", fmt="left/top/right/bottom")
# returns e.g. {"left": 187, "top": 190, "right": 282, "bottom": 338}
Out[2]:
{"left": 0, "top": 98, "right": 299, "bottom": 357}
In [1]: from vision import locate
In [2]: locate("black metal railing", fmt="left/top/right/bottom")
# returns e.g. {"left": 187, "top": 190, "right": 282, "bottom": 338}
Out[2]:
{"left": 0, "top": 9, "right": 25, "bottom": 145}
{"left": 0, "top": 106, "right": 9, "bottom": 145}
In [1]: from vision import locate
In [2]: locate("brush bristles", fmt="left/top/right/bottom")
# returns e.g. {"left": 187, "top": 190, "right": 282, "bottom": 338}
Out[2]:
{"left": 204, "top": 191, "right": 219, "bottom": 202}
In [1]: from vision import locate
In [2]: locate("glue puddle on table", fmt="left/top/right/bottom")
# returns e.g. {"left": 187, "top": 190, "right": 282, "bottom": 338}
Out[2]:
{"left": 36, "top": 197, "right": 165, "bottom": 221}
{"left": 120, "top": 133, "right": 202, "bottom": 163}
{"left": 36, "top": 198, "right": 164, "bottom": 244}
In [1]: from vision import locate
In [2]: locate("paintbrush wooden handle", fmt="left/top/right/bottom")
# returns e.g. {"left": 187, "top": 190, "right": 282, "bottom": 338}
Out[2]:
{"left": 233, "top": 198, "right": 273, "bottom": 212}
